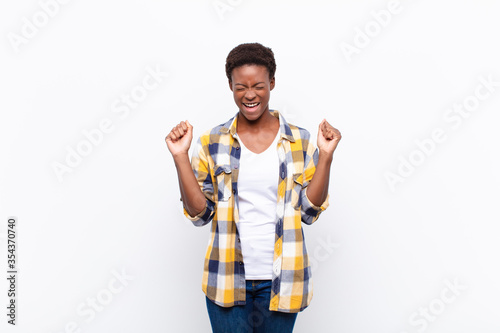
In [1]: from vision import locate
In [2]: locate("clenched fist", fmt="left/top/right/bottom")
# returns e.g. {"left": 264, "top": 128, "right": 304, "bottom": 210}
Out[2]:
{"left": 317, "top": 119, "right": 341, "bottom": 156}
{"left": 165, "top": 120, "right": 193, "bottom": 157}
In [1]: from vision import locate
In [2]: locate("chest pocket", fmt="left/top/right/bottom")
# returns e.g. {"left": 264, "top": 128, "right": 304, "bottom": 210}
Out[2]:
{"left": 214, "top": 164, "right": 232, "bottom": 201}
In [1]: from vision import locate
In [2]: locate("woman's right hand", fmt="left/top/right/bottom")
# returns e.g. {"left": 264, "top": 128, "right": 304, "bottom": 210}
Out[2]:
{"left": 165, "top": 120, "right": 193, "bottom": 157}
{"left": 165, "top": 120, "right": 206, "bottom": 217}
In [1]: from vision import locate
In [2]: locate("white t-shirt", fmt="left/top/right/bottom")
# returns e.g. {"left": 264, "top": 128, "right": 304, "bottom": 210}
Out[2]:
{"left": 236, "top": 128, "right": 280, "bottom": 280}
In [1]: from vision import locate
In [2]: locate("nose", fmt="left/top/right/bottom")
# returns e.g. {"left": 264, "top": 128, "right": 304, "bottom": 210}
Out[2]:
{"left": 244, "top": 89, "right": 256, "bottom": 100}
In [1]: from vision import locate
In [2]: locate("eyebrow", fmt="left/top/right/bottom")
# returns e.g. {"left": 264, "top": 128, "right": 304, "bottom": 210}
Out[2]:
{"left": 234, "top": 82, "right": 266, "bottom": 87}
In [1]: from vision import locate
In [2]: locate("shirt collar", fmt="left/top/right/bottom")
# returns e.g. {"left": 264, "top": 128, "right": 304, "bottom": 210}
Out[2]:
{"left": 219, "top": 109, "right": 296, "bottom": 143}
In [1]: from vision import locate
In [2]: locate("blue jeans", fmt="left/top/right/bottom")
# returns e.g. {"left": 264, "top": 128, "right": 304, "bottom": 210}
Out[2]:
{"left": 205, "top": 280, "right": 298, "bottom": 333}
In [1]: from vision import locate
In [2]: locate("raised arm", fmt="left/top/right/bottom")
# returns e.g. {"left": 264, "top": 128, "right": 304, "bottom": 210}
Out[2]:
{"left": 305, "top": 119, "right": 341, "bottom": 207}
{"left": 165, "top": 120, "right": 206, "bottom": 217}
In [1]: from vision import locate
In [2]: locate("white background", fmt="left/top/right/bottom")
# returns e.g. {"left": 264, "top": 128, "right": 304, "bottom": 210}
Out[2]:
{"left": 1, "top": 0, "right": 499, "bottom": 332}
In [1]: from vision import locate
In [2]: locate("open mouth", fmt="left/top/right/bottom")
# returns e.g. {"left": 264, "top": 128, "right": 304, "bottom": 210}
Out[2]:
{"left": 242, "top": 102, "right": 260, "bottom": 110}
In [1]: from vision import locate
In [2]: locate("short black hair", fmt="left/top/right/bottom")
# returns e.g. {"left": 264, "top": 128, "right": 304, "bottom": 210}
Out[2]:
{"left": 225, "top": 43, "right": 276, "bottom": 81}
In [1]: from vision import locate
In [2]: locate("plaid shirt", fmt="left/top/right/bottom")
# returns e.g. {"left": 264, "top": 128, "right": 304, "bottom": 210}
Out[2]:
{"left": 183, "top": 110, "right": 329, "bottom": 313}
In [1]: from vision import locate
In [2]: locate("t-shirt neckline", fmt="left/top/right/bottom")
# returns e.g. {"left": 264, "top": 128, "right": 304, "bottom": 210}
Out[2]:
{"left": 237, "top": 125, "right": 280, "bottom": 155}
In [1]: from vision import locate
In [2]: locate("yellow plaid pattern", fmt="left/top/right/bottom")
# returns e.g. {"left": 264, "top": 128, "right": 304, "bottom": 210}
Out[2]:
{"left": 183, "top": 110, "right": 329, "bottom": 313}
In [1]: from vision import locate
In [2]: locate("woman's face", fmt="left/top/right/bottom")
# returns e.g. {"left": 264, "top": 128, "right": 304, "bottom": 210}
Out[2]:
{"left": 229, "top": 64, "right": 275, "bottom": 122}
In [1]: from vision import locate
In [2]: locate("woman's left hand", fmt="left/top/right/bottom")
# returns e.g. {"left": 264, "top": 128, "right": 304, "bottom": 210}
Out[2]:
{"left": 317, "top": 119, "right": 341, "bottom": 156}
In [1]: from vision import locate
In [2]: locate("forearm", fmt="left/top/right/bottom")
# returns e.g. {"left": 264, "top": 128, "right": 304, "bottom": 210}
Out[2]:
{"left": 305, "top": 150, "right": 333, "bottom": 207}
{"left": 173, "top": 153, "right": 207, "bottom": 217}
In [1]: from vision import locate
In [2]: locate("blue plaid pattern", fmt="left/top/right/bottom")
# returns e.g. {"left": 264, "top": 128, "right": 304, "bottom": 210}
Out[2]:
{"left": 184, "top": 110, "right": 329, "bottom": 312}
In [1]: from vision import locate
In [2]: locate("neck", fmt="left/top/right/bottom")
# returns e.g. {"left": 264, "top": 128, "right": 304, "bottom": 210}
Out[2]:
{"left": 237, "top": 109, "right": 277, "bottom": 133}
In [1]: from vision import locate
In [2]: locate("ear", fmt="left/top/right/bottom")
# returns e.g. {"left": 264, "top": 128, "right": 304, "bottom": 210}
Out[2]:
{"left": 228, "top": 79, "right": 233, "bottom": 92}
{"left": 270, "top": 77, "right": 275, "bottom": 91}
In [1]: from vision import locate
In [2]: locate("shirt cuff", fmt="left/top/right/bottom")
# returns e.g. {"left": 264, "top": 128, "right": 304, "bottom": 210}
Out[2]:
{"left": 303, "top": 187, "right": 330, "bottom": 212}
{"left": 183, "top": 205, "right": 208, "bottom": 221}
{"left": 181, "top": 196, "right": 215, "bottom": 226}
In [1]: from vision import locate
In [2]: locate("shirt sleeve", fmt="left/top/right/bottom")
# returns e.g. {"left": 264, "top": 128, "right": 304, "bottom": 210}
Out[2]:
{"left": 182, "top": 136, "right": 216, "bottom": 226}
{"left": 300, "top": 141, "right": 329, "bottom": 225}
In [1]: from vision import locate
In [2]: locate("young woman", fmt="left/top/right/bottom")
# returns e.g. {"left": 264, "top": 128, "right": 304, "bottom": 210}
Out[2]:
{"left": 165, "top": 43, "right": 341, "bottom": 333}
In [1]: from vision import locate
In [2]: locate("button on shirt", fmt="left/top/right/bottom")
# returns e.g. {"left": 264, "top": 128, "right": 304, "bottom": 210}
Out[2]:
{"left": 183, "top": 110, "right": 329, "bottom": 313}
